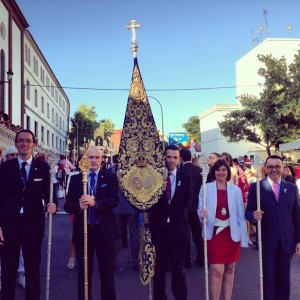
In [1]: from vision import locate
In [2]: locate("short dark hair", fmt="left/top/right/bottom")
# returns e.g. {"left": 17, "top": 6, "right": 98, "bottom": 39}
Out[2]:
{"left": 165, "top": 145, "right": 179, "bottom": 154}
{"left": 265, "top": 155, "right": 282, "bottom": 165}
{"left": 210, "top": 158, "right": 231, "bottom": 181}
{"left": 15, "top": 129, "right": 36, "bottom": 144}
{"left": 221, "top": 152, "right": 233, "bottom": 167}
{"left": 180, "top": 148, "right": 191, "bottom": 162}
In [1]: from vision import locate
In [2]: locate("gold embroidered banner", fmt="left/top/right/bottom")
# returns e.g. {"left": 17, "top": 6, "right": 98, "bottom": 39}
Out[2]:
{"left": 118, "top": 58, "right": 167, "bottom": 211}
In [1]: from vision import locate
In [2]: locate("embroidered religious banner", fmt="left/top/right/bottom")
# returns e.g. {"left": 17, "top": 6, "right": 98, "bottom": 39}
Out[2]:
{"left": 118, "top": 57, "right": 167, "bottom": 211}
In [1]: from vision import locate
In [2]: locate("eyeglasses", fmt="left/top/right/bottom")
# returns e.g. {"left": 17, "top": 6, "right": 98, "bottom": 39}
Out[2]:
{"left": 88, "top": 156, "right": 100, "bottom": 159}
{"left": 266, "top": 165, "right": 281, "bottom": 170}
{"left": 16, "top": 139, "right": 34, "bottom": 144}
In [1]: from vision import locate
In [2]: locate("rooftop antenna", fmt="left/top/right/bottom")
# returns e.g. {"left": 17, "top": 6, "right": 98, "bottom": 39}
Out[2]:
{"left": 258, "top": 25, "right": 264, "bottom": 42}
{"left": 286, "top": 24, "right": 293, "bottom": 34}
{"left": 263, "top": 9, "right": 268, "bottom": 38}
{"left": 252, "top": 28, "right": 259, "bottom": 47}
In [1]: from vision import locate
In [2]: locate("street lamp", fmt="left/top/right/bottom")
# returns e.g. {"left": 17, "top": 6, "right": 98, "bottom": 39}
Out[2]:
{"left": 0, "top": 70, "right": 13, "bottom": 85}
{"left": 148, "top": 95, "right": 165, "bottom": 151}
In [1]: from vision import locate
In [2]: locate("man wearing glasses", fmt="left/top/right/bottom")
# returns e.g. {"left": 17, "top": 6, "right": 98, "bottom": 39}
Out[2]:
{"left": 0, "top": 129, "right": 56, "bottom": 300}
{"left": 64, "top": 146, "right": 119, "bottom": 300}
{"left": 246, "top": 155, "right": 300, "bottom": 300}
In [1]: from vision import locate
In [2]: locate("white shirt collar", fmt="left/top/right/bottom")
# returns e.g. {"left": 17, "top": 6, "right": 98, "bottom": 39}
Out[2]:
{"left": 169, "top": 168, "right": 177, "bottom": 176}
{"left": 18, "top": 156, "right": 33, "bottom": 167}
{"left": 267, "top": 176, "right": 281, "bottom": 186}
{"left": 88, "top": 168, "right": 100, "bottom": 177}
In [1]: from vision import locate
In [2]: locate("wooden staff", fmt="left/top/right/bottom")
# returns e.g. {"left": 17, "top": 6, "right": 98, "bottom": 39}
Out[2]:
{"left": 253, "top": 157, "right": 264, "bottom": 300}
{"left": 79, "top": 155, "right": 90, "bottom": 300}
{"left": 45, "top": 153, "right": 56, "bottom": 300}
{"left": 198, "top": 153, "right": 209, "bottom": 300}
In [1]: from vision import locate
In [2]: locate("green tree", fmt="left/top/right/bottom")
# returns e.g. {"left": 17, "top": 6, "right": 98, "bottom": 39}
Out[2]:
{"left": 99, "top": 119, "right": 115, "bottom": 141}
{"left": 78, "top": 103, "right": 98, "bottom": 122}
{"left": 68, "top": 108, "right": 99, "bottom": 153}
{"left": 183, "top": 115, "right": 200, "bottom": 142}
{"left": 219, "top": 52, "right": 300, "bottom": 156}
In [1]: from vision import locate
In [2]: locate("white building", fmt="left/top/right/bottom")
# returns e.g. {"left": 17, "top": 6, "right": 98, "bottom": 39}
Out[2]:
{"left": 199, "top": 38, "right": 300, "bottom": 157}
{"left": 0, "top": 0, "right": 69, "bottom": 154}
{"left": 199, "top": 104, "right": 264, "bottom": 158}
{"left": 236, "top": 38, "right": 300, "bottom": 98}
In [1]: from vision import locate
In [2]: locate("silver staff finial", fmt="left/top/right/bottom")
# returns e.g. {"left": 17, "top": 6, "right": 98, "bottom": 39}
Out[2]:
{"left": 126, "top": 19, "right": 141, "bottom": 58}
{"left": 197, "top": 153, "right": 209, "bottom": 178}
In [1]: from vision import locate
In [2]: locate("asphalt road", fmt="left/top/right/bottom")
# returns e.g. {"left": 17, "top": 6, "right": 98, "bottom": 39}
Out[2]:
{"left": 14, "top": 199, "right": 300, "bottom": 300}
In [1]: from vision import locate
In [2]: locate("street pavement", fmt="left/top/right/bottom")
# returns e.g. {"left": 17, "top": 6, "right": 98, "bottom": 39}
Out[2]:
{"left": 15, "top": 198, "right": 300, "bottom": 300}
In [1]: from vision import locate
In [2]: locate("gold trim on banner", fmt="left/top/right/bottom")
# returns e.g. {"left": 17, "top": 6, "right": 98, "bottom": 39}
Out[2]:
{"left": 118, "top": 61, "right": 167, "bottom": 211}
{"left": 139, "top": 224, "right": 156, "bottom": 285}
{"left": 129, "top": 65, "right": 146, "bottom": 101}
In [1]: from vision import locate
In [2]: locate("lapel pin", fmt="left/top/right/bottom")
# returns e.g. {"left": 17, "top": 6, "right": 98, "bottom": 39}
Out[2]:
{"left": 178, "top": 180, "right": 181, "bottom": 187}
{"left": 284, "top": 188, "right": 287, "bottom": 194}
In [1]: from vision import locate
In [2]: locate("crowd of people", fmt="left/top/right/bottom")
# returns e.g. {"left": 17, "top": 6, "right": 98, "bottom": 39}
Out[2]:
{"left": 0, "top": 132, "right": 300, "bottom": 300}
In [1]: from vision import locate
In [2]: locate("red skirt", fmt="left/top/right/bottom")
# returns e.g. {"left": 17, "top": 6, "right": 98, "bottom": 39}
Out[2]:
{"left": 207, "top": 226, "right": 240, "bottom": 264}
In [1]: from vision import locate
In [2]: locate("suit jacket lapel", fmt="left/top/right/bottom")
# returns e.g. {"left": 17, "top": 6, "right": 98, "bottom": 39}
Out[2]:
{"left": 278, "top": 180, "right": 287, "bottom": 202}
{"left": 227, "top": 184, "right": 234, "bottom": 211}
{"left": 13, "top": 158, "right": 24, "bottom": 190}
{"left": 172, "top": 171, "right": 181, "bottom": 200}
{"left": 25, "top": 158, "right": 37, "bottom": 190}
{"left": 210, "top": 183, "right": 217, "bottom": 214}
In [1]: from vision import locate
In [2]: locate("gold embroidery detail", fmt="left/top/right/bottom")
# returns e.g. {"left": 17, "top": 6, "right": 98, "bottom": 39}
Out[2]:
{"left": 118, "top": 62, "right": 167, "bottom": 211}
{"left": 129, "top": 66, "right": 146, "bottom": 101}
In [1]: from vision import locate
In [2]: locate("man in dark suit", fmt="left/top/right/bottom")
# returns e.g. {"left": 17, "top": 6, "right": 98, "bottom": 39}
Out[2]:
{"left": 246, "top": 155, "right": 300, "bottom": 300}
{"left": 180, "top": 148, "right": 204, "bottom": 267}
{"left": 150, "top": 145, "right": 192, "bottom": 300}
{"left": 0, "top": 129, "right": 56, "bottom": 300}
{"left": 64, "top": 146, "right": 119, "bottom": 300}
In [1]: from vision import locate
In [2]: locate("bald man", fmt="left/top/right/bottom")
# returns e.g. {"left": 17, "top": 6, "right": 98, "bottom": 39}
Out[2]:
{"left": 64, "top": 146, "right": 119, "bottom": 300}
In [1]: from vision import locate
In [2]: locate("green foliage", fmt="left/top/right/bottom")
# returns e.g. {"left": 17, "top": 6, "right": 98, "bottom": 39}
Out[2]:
{"left": 78, "top": 104, "right": 98, "bottom": 122}
{"left": 219, "top": 51, "right": 300, "bottom": 156}
{"left": 99, "top": 119, "right": 115, "bottom": 140}
{"left": 68, "top": 105, "right": 100, "bottom": 152}
{"left": 182, "top": 115, "right": 200, "bottom": 142}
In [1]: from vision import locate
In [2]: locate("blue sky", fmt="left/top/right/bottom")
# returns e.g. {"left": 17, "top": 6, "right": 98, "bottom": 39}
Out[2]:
{"left": 17, "top": 0, "right": 300, "bottom": 137}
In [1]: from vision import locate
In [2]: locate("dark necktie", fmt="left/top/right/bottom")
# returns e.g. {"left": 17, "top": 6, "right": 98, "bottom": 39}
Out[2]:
{"left": 88, "top": 173, "right": 97, "bottom": 225}
{"left": 21, "top": 162, "right": 27, "bottom": 189}
{"left": 166, "top": 172, "right": 172, "bottom": 201}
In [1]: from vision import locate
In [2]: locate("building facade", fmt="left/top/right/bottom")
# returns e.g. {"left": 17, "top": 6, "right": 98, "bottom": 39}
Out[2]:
{"left": 200, "top": 38, "right": 300, "bottom": 157}
{"left": 236, "top": 38, "right": 300, "bottom": 98}
{"left": 199, "top": 104, "right": 265, "bottom": 158}
{"left": 0, "top": 0, "right": 69, "bottom": 154}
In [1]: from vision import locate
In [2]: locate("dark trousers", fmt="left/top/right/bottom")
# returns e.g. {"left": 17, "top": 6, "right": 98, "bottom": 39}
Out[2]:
{"left": 263, "top": 242, "right": 292, "bottom": 300}
{"left": 53, "top": 183, "right": 58, "bottom": 206}
{"left": 75, "top": 225, "right": 116, "bottom": 300}
{"left": 115, "top": 214, "right": 139, "bottom": 267}
{"left": 1, "top": 216, "right": 42, "bottom": 300}
{"left": 186, "top": 212, "right": 204, "bottom": 264}
{"left": 153, "top": 225, "right": 187, "bottom": 300}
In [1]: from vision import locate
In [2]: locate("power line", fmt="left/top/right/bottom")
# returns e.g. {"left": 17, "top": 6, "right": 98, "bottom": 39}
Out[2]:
{"left": 26, "top": 83, "right": 259, "bottom": 92}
